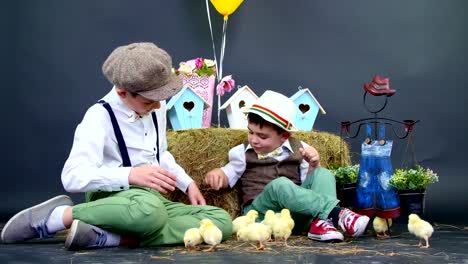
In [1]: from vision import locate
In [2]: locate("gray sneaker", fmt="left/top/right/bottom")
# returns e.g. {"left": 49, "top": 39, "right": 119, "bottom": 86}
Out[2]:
{"left": 1, "top": 195, "right": 73, "bottom": 243}
{"left": 65, "top": 220, "right": 109, "bottom": 251}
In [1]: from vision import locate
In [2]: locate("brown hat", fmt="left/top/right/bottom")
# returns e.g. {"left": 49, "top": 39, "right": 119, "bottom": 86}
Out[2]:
{"left": 102, "top": 42, "right": 182, "bottom": 101}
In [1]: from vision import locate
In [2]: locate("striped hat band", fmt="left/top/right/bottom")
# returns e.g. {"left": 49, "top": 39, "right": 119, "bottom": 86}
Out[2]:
{"left": 250, "top": 104, "right": 291, "bottom": 130}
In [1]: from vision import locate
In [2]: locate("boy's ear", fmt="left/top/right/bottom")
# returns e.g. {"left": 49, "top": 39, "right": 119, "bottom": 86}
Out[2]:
{"left": 116, "top": 87, "right": 127, "bottom": 98}
{"left": 281, "top": 131, "right": 291, "bottom": 142}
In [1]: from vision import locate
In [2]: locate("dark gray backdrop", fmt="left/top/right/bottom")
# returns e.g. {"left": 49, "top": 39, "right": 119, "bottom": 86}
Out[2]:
{"left": 2, "top": 0, "right": 467, "bottom": 223}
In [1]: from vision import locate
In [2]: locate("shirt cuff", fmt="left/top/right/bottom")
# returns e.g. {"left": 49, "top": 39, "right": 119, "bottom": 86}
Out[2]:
{"left": 96, "top": 167, "right": 131, "bottom": 192}
{"left": 177, "top": 175, "right": 194, "bottom": 193}
{"left": 221, "top": 167, "right": 237, "bottom": 188}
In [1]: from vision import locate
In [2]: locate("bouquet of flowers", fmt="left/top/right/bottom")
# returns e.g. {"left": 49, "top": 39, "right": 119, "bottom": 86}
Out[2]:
{"left": 176, "top": 58, "right": 216, "bottom": 77}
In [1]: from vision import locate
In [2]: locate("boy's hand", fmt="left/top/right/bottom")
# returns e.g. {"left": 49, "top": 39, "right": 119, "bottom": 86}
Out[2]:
{"left": 299, "top": 146, "right": 321, "bottom": 168}
{"left": 187, "top": 182, "right": 206, "bottom": 205}
{"left": 204, "top": 168, "right": 228, "bottom": 190}
{"left": 128, "top": 165, "right": 177, "bottom": 194}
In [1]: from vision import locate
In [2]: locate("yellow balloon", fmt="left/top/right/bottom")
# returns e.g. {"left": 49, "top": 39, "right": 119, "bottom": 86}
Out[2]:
{"left": 210, "top": 0, "right": 244, "bottom": 20}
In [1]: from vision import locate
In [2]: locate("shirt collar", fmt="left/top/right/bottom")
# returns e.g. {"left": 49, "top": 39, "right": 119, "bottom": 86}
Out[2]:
{"left": 245, "top": 139, "right": 294, "bottom": 153}
{"left": 101, "top": 87, "right": 149, "bottom": 123}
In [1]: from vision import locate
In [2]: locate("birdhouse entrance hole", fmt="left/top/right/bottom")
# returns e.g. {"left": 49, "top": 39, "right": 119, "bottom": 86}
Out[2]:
{"left": 183, "top": 101, "right": 195, "bottom": 112}
{"left": 238, "top": 100, "right": 245, "bottom": 109}
{"left": 299, "top": 104, "right": 310, "bottom": 114}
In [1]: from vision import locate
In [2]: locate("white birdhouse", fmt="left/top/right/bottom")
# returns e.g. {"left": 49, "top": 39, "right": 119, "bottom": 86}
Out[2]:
{"left": 167, "top": 87, "right": 210, "bottom": 130}
{"left": 290, "top": 87, "right": 326, "bottom": 131}
{"left": 219, "top": 85, "right": 258, "bottom": 129}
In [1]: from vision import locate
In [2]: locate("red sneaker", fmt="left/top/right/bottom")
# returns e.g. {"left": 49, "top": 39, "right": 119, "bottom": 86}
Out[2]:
{"left": 307, "top": 218, "right": 344, "bottom": 242}
{"left": 338, "top": 208, "right": 370, "bottom": 237}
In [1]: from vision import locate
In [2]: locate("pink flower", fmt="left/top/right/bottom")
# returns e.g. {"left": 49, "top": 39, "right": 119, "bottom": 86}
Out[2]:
{"left": 216, "top": 75, "right": 235, "bottom": 96}
{"left": 184, "top": 60, "right": 197, "bottom": 71}
{"left": 195, "top": 57, "right": 204, "bottom": 69}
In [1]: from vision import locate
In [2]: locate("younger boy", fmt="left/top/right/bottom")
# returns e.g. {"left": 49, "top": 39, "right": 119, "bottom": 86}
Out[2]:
{"left": 204, "top": 90, "right": 369, "bottom": 242}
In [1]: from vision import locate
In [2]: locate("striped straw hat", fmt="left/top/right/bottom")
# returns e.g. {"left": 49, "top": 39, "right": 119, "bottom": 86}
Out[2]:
{"left": 242, "top": 90, "right": 298, "bottom": 132}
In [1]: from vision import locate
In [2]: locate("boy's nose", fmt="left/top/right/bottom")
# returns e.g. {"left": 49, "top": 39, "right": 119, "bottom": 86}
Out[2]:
{"left": 152, "top": 101, "right": 161, "bottom": 109}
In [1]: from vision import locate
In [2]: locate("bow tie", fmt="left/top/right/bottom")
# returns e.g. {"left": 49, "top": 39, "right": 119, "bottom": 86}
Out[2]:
{"left": 128, "top": 113, "right": 146, "bottom": 123}
{"left": 257, "top": 147, "right": 284, "bottom": 160}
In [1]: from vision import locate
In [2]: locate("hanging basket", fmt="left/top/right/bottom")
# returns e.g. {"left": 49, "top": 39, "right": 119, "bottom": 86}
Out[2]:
{"left": 398, "top": 189, "right": 426, "bottom": 216}
{"left": 337, "top": 183, "right": 357, "bottom": 209}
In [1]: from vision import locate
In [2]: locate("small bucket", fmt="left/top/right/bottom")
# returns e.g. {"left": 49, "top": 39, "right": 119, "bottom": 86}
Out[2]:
{"left": 398, "top": 189, "right": 426, "bottom": 216}
{"left": 337, "top": 183, "right": 357, "bottom": 209}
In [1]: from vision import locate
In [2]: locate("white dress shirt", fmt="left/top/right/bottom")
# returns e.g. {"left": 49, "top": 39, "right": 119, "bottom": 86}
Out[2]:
{"left": 221, "top": 139, "right": 311, "bottom": 188}
{"left": 61, "top": 88, "right": 194, "bottom": 193}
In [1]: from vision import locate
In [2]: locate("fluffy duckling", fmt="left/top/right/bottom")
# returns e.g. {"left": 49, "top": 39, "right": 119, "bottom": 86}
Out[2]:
{"left": 183, "top": 227, "right": 203, "bottom": 251}
{"left": 408, "top": 214, "right": 434, "bottom": 248}
{"left": 237, "top": 223, "right": 272, "bottom": 250}
{"left": 199, "top": 219, "right": 223, "bottom": 252}
{"left": 373, "top": 216, "right": 393, "bottom": 239}
{"left": 232, "top": 209, "right": 259, "bottom": 235}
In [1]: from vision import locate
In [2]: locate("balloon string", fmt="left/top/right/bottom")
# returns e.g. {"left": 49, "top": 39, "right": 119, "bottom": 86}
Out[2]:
{"left": 217, "top": 19, "right": 228, "bottom": 126}
{"left": 220, "top": 19, "right": 227, "bottom": 80}
{"left": 205, "top": 0, "right": 218, "bottom": 78}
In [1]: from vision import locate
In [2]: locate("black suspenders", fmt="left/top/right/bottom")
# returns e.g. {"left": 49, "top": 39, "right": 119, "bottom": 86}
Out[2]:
{"left": 151, "top": 112, "right": 160, "bottom": 163}
{"left": 98, "top": 100, "right": 160, "bottom": 166}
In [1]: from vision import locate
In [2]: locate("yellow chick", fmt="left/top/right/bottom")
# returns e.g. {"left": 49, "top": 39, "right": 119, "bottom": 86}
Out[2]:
{"left": 239, "top": 223, "right": 272, "bottom": 250}
{"left": 408, "top": 214, "right": 434, "bottom": 248}
{"left": 236, "top": 226, "right": 250, "bottom": 242}
{"left": 183, "top": 227, "right": 203, "bottom": 251}
{"left": 260, "top": 210, "right": 277, "bottom": 233}
{"left": 279, "top": 208, "right": 295, "bottom": 231}
{"left": 272, "top": 218, "right": 292, "bottom": 246}
{"left": 232, "top": 209, "right": 259, "bottom": 235}
{"left": 373, "top": 216, "right": 393, "bottom": 239}
{"left": 199, "top": 219, "right": 223, "bottom": 252}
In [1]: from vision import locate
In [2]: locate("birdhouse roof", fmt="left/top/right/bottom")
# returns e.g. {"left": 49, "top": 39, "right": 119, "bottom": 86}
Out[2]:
{"left": 219, "top": 85, "right": 258, "bottom": 110}
{"left": 290, "top": 88, "right": 326, "bottom": 114}
{"left": 166, "top": 86, "right": 210, "bottom": 110}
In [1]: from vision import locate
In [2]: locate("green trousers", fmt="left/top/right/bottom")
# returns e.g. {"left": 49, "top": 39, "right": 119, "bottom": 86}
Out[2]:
{"left": 243, "top": 167, "right": 339, "bottom": 234}
{"left": 72, "top": 187, "right": 233, "bottom": 246}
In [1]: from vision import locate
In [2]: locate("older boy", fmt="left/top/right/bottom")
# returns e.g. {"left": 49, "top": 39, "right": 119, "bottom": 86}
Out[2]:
{"left": 1, "top": 42, "right": 232, "bottom": 250}
{"left": 204, "top": 90, "right": 369, "bottom": 242}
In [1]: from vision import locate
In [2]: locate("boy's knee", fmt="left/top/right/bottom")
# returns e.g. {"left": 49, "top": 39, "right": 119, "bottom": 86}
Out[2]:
{"left": 126, "top": 197, "right": 168, "bottom": 234}
{"left": 316, "top": 167, "right": 336, "bottom": 182}
{"left": 266, "top": 177, "right": 294, "bottom": 192}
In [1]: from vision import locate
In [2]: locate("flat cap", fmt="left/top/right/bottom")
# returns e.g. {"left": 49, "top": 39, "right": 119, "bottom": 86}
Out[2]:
{"left": 102, "top": 42, "right": 182, "bottom": 101}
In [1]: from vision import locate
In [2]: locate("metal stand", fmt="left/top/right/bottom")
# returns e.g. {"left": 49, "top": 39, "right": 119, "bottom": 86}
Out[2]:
{"left": 340, "top": 91, "right": 420, "bottom": 239}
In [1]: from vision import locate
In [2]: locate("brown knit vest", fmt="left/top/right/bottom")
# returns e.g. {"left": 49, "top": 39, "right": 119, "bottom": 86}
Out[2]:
{"left": 239, "top": 137, "right": 303, "bottom": 206}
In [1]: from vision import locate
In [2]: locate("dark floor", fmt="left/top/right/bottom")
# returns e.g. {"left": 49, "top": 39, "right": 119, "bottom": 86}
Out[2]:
{"left": 0, "top": 221, "right": 467, "bottom": 264}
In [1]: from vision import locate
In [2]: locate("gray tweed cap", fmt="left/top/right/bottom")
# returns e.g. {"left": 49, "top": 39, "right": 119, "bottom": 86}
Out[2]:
{"left": 102, "top": 42, "right": 182, "bottom": 101}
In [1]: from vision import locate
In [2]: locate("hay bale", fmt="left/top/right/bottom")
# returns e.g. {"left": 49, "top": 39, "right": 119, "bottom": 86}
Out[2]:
{"left": 165, "top": 128, "right": 350, "bottom": 218}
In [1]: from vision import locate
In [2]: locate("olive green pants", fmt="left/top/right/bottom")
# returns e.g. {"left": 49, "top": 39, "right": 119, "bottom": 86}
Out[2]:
{"left": 72, "top": 187, "right": 232, "bottom": 246}
{"left": 243, "top": 167, "right": 339, "bottom": 234}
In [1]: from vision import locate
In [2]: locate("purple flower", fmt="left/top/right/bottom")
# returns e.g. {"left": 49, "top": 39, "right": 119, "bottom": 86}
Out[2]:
{"left": 216, "top": 75, "right": 235, "bottom": 96}
{"left": 195, "top": 57, "right": 204, "bottom": 69}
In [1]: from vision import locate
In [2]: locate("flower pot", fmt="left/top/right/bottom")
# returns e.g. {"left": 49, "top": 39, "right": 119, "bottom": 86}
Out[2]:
{"left": 398, "top": 189, "right": 426, "bottom": 216}
{"left": 337, "top": 183, "right": 357, "bottom": 209}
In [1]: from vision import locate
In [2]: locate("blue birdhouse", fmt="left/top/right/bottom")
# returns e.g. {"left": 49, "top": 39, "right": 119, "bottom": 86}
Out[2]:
{"left": 167, "top": 87, "right": 210, "bottom": 130}
{"left": 290, "top": 87, "right": 326, "bottom": 131}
